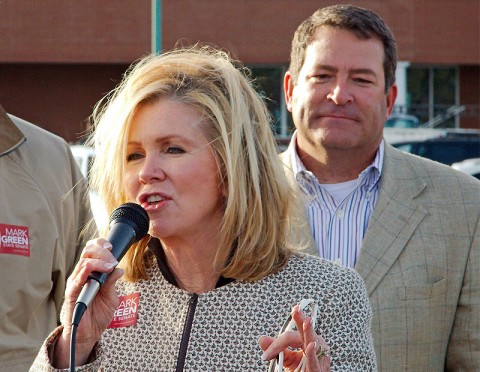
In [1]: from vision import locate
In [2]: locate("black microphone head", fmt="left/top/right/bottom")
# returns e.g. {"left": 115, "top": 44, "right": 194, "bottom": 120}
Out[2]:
{"left": 109, "top": 203, "right": 150, "bottom": 242}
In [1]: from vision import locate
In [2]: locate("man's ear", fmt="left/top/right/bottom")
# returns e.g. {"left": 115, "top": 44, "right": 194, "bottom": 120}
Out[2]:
{"left": 284, "top": 71, "right": 295, "bottom": 113}
{"left": 385, "top": 83, "right": 398, "bottom": 117}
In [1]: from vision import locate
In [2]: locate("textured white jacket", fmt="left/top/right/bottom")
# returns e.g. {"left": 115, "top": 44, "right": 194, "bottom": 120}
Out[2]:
{"left": 31, "top": 251, "right": 376, "bottom": 371}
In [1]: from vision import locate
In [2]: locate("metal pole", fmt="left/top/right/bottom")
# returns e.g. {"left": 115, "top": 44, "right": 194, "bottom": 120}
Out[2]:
{"left": 151, "top": 0, "right": 161, "bottom": 54}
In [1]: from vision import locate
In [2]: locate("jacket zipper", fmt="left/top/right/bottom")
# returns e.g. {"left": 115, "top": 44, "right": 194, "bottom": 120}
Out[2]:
{"left": 175, "top": 293, "right": 198, "bottom": 372}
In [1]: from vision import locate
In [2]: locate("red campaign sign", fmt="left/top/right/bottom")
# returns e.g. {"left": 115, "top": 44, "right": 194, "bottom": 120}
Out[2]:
{"left": 0, "top": 223, "right": 30, "bottom": 257}
{"left": 108, "top": 292, "right": 140, "bottom": 328}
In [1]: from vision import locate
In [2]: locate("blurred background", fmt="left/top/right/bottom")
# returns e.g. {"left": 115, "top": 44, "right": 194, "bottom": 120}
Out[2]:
{"left": 1, "top": 0, "right": 479, "bottom": 177}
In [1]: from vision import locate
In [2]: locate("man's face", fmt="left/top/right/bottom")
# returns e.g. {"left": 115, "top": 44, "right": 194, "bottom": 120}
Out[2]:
{"left": 285, "top": 27, "right": 397, "bottom": 158}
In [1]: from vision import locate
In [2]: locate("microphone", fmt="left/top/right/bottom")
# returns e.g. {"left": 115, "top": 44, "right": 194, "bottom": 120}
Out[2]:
{"left": 73, "top": 202, "right": 149, "bottom": 326}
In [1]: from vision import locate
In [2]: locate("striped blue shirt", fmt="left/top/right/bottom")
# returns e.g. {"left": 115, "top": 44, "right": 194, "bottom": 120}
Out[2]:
{"left": 291, "top": 137, "right": 384, "bottom": 268}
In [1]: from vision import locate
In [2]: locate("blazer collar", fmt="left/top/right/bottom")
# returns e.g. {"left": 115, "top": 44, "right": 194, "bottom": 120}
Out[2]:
{"left": 282, "top": 139, "right": 429, "bottom": 284}
{"left": 0, "top": 105, "right": 26, "bottom": 157}
{"left": 355, "top": 143, "right": 428, "bottom": 295}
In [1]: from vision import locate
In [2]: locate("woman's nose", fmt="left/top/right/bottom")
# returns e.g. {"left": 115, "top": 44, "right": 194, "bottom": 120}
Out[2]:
{"left": 138, "top": 156, "right": 166, "bottom": 184}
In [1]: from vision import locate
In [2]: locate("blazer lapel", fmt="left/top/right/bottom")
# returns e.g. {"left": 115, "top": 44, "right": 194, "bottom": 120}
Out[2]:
{"left": 355, "top": 144, "right": 428, "bottom": 295}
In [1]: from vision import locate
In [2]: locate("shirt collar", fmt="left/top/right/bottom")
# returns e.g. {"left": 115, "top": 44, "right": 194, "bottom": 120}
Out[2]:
{"left": 0, "top": 105, "right": 26, "bottom": 157}
{"left": 289, "top": 130, "right": 384, "bottom": 187}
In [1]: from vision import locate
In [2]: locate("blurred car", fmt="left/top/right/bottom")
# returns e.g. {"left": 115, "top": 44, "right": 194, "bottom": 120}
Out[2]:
{"left": 385, "top": 113, "right": 420, "bottom": 128}
{"left": 70, "top": 144, "right": 108, "bottom": 230}
{"left": 451, "top": 158, "right": 480, "bottom": 179}
{"left": 70, "top": 144, "right": 94, "bottom": 181}
{"left": 392, "top": 131, "right": 480, "bottom": 166}
{"left": 383, "top": 127, "right": 447, "bottom": 145}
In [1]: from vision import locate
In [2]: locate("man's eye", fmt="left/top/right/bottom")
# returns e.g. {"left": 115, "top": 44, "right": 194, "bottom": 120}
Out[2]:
{"left": 313, "top": 74, "right": 331, "bottom": 80}
{"left": 354, "top": 77, "right": 373, "bottom": 84}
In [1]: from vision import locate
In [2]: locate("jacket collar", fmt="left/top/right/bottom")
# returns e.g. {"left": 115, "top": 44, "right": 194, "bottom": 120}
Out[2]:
{"left": 0, "top": 105, "right": 26, "bottom": 157}
{"left": 148, "top": 238, "right": 234, "bottom": 290}
{"left": 355, "top": 143, "right": 428, "bottom": 295}
{"left": 283, "top": 140, "right": 429, "bottom": 294}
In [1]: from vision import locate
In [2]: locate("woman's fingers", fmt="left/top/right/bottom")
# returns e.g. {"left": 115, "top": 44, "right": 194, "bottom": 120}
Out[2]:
{"left": 259, "top": 335, "right": 304, "bottom": 370}
{"left": 70, "top": 239, "right": 118, "bottom": 285}
{"left": 103, "top": 267, "right": 124, "bottom": 292}
{"left": 258, "top": 335, "right": 274, "bottom": 352}
{"left": 302, "top": 317, "right": 317, "bottom": 349}
{"left": 305, "top": 337, "right": 331, "bottom": 372}
{"left": 259, "top": 301, "right": 331, "bottom": 372}
{"left": 304, "top": 341, "right": 321, "bottom": 370}
{"left": 302, "top": 317, "right": 331, "bottom": 371}
{"left": 63, "top": 238, "right": 121, "bottom": 320}
{"left": 258, "top": 333, "right": 331, "bottom": 371}
{"left": 259, "top": 332, "right": 303, "bottom": 360}
{"left": 81, "top": 239, "right": 118, "bottom": 268}
{"left": 291, "top": 304, "right": 306, "bottom": 343}
{"left": 315, "top": 337, "right": 331, "bottom": 371}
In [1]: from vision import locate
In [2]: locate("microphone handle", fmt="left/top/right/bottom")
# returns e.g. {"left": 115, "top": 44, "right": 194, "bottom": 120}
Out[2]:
{"left": 76, "top": 280, "right": 101, "bottom": 311}
{"left": 76, "top": 222, "right": 136, "bottom": 308}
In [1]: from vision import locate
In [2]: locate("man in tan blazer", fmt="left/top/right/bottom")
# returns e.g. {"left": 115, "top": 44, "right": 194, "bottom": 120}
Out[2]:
{"left": 281, "top": 5, "right": 480, "bottom": 371}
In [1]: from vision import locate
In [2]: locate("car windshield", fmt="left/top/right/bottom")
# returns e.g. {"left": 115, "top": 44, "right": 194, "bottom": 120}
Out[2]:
{"left": 394, "top": 140, "right": 480, "bottom": 165}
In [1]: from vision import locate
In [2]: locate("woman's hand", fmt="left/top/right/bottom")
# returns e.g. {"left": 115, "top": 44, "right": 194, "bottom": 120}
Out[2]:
{"left": 52, "top": 238, "right": 123, "bottom": 369}
{"left": 258, "top": 304, "right": 331, "bottom": 372}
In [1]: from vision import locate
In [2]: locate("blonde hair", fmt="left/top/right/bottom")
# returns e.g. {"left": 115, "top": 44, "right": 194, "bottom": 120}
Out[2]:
{"left": 88, "top": 46, "right": 293, "bottom": 281}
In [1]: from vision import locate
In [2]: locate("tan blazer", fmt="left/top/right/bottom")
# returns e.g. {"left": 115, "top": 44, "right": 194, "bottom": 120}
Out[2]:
{"left": 281, "top": 142, "right": 480, "bottom": 371}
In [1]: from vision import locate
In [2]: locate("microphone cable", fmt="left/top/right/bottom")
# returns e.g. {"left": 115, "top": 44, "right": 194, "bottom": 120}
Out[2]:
{"left": 70, "top": 302, "right": 87, "bottom": 372}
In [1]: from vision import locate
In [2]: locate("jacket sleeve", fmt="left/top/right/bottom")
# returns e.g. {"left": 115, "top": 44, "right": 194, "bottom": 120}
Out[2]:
{"left": 337, "top": 270, "right": 378, "bottom": 370}
{"left": 29, "top": 326, "right": 103, "bottom": 372}
{"left": 317, "top": 266, "right": 377, "bottom": 370}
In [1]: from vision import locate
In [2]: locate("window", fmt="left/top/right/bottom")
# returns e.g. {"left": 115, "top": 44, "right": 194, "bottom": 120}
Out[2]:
{"left": 407, "top": 66, "right": 459, "bottom": 128}
{"left": 250, "top": 66, "right": 294, "bottom": 140}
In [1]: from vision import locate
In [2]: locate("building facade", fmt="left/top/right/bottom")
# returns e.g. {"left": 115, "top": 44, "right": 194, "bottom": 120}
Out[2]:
{"left": 0, "top": 0, "right": 478, "bottom": 142}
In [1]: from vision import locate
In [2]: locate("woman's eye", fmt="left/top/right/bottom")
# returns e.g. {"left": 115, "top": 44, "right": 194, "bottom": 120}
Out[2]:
{"left": 165, "top": 146, "right": 185, "bottom": 154}
{"left": 126, "top": 152, "right": 143, "bottom": 162}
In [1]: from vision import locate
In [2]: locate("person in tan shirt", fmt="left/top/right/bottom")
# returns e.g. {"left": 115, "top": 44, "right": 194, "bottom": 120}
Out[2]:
{"left": 0, "top": 105, "right": 95, "bottom": 371}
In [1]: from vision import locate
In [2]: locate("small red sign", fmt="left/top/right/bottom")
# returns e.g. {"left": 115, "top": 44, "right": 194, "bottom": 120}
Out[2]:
{"left": 0, "top": 224, "right": 30, "bottom": 257}
{"left": 108, "top": 292, "right": 140, "bottom": 328}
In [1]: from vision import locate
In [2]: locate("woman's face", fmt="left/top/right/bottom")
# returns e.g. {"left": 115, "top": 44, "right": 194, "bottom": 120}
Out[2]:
{"left": 124, "top": 98, "right": 225, "bottom": 241}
